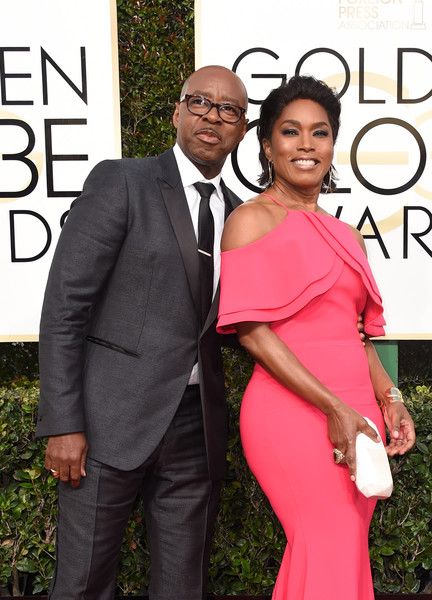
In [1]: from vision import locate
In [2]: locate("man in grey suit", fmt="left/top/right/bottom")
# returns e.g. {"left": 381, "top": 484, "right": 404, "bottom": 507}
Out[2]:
{"left": 36, "top": 65, "right": 248, "bottom": 600}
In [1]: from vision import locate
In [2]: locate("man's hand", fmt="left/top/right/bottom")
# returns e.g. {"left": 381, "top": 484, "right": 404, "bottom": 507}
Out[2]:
{"left": 45, "top": 432, "right": 88, "bottom": 488}
{"left": 357, "top": 314, "right": 366, "bottom": 345}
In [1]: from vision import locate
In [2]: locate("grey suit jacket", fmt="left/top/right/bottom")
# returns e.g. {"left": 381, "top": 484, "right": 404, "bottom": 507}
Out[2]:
{"left": 36, "top": 149, "right": 242, "bottom": 479}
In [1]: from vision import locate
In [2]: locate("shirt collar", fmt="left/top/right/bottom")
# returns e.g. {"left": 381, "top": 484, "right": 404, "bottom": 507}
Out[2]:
{"left": 173, "top": 143, "right": 224, "bottom": 203}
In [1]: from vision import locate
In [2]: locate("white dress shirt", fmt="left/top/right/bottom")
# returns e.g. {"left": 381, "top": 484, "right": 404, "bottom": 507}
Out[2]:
{"left": 172, "top": 143, "right": 226, "bottom": 385}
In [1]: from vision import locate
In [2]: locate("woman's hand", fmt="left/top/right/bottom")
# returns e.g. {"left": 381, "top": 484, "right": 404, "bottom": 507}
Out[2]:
{"left": 327, "top": 403, "right": 379, "bottom": 481}
{"left": 363, "top": 340, "right": 416, "bottom": 457}
{"left": 382, "top": 402, "right": 416, "bottom": 456}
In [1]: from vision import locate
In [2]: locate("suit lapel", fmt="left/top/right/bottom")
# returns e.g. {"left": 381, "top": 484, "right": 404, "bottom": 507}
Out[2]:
{"left": 221, "top": 180, "right": 241, "bottom": 217}
{"left": 157, "top": 153, "right": 243, "bottom": 335}
{"left": 201, "top": 285, "right": 220, "bottom": 335}
{"left": 158, "top": 150, "right": 200, "bottom": 316}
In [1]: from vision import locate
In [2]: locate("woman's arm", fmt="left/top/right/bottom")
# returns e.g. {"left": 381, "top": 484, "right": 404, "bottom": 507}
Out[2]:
{"left": 350, "top": 224, "right": 416, "bottom": 455}
{"left": 236, "top": 320, "right": 379, "bottom": 481}
{"left": 364, "top": 339, "right": 416, "bottom": 456}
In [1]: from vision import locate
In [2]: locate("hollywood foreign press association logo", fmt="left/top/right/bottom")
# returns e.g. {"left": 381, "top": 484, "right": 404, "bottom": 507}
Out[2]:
{"left": 337, "top": 0, "right": 428, "bottom": 31}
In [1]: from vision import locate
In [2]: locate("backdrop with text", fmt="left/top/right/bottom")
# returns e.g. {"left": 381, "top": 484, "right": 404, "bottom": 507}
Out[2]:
{"left": 196, "top": 0, "right": 432, "bottom": 339}
{"left": 0, "top": 0, "right": 121, "bottom": 341}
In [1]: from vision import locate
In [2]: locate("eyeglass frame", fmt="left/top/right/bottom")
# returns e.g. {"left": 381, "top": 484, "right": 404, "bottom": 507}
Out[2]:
{"left": 180, "top": 94, "right": 247, "bottom": 124}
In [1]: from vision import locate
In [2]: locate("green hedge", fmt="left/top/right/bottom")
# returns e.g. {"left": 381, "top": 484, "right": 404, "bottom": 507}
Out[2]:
{"left": 117, "top": 0, "right": 194, "bottom": 157}
{"left": 1, "top": 368, "right": 432, "bottom": 595}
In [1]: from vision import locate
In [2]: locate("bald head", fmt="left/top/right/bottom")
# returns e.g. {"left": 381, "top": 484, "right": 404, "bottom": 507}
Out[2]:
{"left": 180, "top": 65, "right": 248, "bottom": 109}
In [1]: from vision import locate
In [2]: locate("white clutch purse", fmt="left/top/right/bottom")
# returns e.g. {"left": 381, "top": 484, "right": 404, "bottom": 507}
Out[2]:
{"left": 355, "top": 417, "right": 393, "bottom": 499}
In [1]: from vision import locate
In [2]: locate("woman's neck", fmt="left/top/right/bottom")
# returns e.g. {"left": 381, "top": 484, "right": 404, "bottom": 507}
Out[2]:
{"left": 269, "top": 180, "right": 321, "bottom": 212}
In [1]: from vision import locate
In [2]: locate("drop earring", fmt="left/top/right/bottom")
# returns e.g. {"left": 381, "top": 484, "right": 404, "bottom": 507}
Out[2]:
{"left": 325, "top": 164, "right": 337, "bottom": 193}
{"left": 267, "top": 159, "right": 274, "bottom": 186}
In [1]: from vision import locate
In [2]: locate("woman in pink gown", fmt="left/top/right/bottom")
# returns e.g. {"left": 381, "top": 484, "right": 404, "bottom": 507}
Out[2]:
{"left": 217, "top": 76, "right": 415, "bottom": 600}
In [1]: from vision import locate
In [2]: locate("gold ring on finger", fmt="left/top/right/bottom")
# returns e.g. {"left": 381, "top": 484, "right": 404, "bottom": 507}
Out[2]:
{"left": 333, "top": 448, "right": 345, "bottom": 464}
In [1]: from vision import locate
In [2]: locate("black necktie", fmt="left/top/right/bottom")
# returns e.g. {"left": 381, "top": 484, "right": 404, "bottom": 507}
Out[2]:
{"left": 194, "top": 182, "right": 215, "bottom": 327}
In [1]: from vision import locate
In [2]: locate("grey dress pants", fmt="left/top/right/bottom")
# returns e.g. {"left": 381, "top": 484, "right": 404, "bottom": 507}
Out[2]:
{"left": 49, "top": 385, "right": 221, "bottom": 600}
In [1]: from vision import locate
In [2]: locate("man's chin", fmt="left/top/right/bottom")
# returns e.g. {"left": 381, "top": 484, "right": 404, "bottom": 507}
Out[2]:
{"left": 189, "top": 150, "right": 225, "bottom": 170}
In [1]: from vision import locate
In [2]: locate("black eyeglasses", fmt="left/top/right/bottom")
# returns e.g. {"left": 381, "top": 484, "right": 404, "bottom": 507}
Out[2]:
{"left": 180, "top": 94, "right": 246, "bottom": 124}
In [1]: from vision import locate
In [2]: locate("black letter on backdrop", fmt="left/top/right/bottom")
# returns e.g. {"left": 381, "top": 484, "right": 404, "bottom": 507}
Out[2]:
{"left": 231, "top": 119, "right": 262, "bottom": 194}
{"left": 44, "top": 118, "right": 88, "bottom": 197}
{"left": 357, "top": 207, "right": 390, "bottom": 259}
{"left": 295, "top": 48, "right": 350, "bottom": 99}
{"left": 359, "top": 48, "right": 385, "bottom": 104}
{"left": 41, "top": 46, "right": 87, "bottom": 105}
{"left": 0, "top": 47, "right": 33, "bottom": 105}
{"left": 334, "top": 206, "right": 344, "bottom": 219}
{"left": 398, "top": 49, "right": 432, "bottom": 104}
{"left": 9, "top": 210, "right": 52, "bottom": 262}
{"left": 232, "top": 48, "right": 286, "bottom": 105}
{"left": 60, "top": 210, "right": 70, "bottom": 228}
{"left": 403, "top": 206, "right": 432, "bottom": 258}
{"left": 351, "top": 118, "right": 426, "bottom": 195}
{"left": 0, "top": 119, "right": 38, "bottom": 197}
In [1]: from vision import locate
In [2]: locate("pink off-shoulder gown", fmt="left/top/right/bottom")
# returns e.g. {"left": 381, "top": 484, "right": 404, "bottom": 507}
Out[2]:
{"left": 217, "top": 206, "right": 386, "bottom": 600}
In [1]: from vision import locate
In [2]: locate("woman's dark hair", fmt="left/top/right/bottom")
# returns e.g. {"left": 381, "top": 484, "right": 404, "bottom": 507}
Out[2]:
{"left": 257, "top": 75, "right": 341, "bottom": 192}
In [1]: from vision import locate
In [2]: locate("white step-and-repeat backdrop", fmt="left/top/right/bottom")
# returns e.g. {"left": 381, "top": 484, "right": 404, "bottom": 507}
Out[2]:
{"left": 0, "top": 0, "right": 121, "bottom": 341}
{"left": 1, "top": 1, "right": 431, "bottom": 340}
{"left": 196, "top": 0, "right": 432, "bottom": 338}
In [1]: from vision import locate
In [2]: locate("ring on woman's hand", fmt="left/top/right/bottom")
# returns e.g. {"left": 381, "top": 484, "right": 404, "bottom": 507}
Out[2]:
{"left": 333, "top": 448, "right": 345, "bottom": 464}
{"left": 50, "top": 468, "right": 58, "bottom": 474}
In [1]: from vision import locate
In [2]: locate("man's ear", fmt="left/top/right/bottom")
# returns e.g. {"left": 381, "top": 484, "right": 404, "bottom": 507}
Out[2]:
{"left": 172, "top": 102, "right": 180, "bottom": 129}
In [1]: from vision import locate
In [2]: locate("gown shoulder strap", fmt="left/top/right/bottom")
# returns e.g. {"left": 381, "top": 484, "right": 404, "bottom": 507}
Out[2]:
{"left": 261, "top": 192, "right": 288, "bottom": 211}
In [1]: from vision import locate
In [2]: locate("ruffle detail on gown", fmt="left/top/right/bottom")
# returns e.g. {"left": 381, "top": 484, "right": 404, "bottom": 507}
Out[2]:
{"left": 217, "top": 211, "right": 385, "bottom": 337}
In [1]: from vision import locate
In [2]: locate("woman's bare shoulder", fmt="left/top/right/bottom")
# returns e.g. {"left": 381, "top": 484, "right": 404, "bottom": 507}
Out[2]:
{"left": 222, "top": 195, "right": 276, "bottom": 251}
